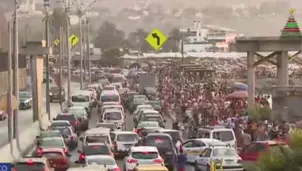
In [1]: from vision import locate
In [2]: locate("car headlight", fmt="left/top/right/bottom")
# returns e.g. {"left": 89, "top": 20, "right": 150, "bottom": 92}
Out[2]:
{"left": 49, "top": 93, "right": 52, "bottom": 95}
{"left": 24, "top": 100, "right": 30, "bottom": 103}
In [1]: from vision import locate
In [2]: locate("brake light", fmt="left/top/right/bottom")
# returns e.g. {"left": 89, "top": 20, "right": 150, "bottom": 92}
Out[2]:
{"left": 127, "top": 159, "right": 137, "bottom": 163}
{"left": 12, "top": 169, "right": 16, "bottom": 171}
{"left": 70, "top": 136, "right": 74, "bottom": 140}
{"left": 74, "top": 121, "right": 79, "bottom": 125}
{"left": 92, "top": 146, "right": 100, "bottom": 148}
{"left": 27, "top": 160, "right": 34, "bottom": 165}
{"left": 141, "top": 151, "right": 149, "bottom": 154}
{"left": 153, "top": 159, "right": 163, "bottom": 163}
{"left": 37, "top": 148, "right": 43, "bottom": 155}
{"left": 80, "top": 153, "right": 85, "bottom": 160}
{"left": 63, "top": 148, "right": 68, "bottom": 153}
{"left": 112, "top": 167, "right": 120, "bottom": 171}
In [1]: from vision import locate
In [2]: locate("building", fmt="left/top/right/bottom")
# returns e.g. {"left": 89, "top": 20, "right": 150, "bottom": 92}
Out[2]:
{"left": 179, "top": 21, "right": 241, "bottom": 52}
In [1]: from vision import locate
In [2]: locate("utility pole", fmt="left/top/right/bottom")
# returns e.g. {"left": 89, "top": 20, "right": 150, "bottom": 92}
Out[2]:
{"left": 65, "top": 0, "right": 71, "bottom": 106}
{"left": 59, "top": 27, "right": 63, "bottom": 111}
{"left": 79, "top": 11, "right": 83, "bottom": 89}
{"left": 86, "top": 19, "right": 91, "bottom": 84}
{"left": 44, "top": 0, "right": 51, "bottom": 119}
{"left": 13, "top": 0, "right": 20, "bottom": 150}
{"left": 7, "top": 21, "right": 13, "bottom": 153}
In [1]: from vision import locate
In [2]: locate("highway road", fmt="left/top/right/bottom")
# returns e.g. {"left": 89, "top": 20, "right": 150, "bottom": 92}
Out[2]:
{"left": 0, "top": 80, "right": 81, "bottom": 147}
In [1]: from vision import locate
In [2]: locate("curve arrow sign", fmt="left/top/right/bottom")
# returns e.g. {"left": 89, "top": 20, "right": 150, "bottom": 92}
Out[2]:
{"left": 71, "top": 37, "right": 76, "bottom": 45}
{"left": 152, "top": 33, "right": 160, "bottom": 46}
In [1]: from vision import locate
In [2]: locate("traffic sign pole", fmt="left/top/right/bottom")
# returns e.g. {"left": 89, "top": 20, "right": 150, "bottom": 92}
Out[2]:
{"left": 79, "top": 15, "right": 83, "bottom": 90}
{"left": 44, "top": 0, "right": 51, "bottom": 120}
{"left": 66, "top": 0, "right": 71, "bottom": 107}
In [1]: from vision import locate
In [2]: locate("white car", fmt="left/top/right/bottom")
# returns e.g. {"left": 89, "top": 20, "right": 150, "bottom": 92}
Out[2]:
{"left": 133, "top": 104, "right": 153, "bottom": 116}
{"left": 102, "top": 109, "right": 125, "bottom": 130}
{"left": 110, "top": 131, "right": 139, "bottom": 156}
{"left": 194, "top": 146, "right": 243, "bottom": 171}
{"left": 181, "top": 138, "right": 226, "bottom": 163}
{"left": 124, "top": 146, "right": 164, "bottom": 171}
{"left": 83, "top": 155, "right": 120, "bottom": 170}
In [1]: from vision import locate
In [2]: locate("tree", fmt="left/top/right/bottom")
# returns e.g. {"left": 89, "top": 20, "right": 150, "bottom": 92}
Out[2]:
{"left": 162, "top": 28, "right": 181, "bottom": 52}
{"left": 93, "top": 21, "right": 125, "bottom": 50}
{"left": 128, "top": 28, "right": 151, "bottom": 52}
{"left": 100, "top": 48, "right": 123, "bottom": 66}
{"left": 50, "top": 8, "right": 67, "bottom": 37}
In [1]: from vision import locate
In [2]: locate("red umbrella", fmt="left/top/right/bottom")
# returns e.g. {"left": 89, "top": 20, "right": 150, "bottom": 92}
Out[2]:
{"left": 227, "top": 91, "right": 248, "bottom": 99}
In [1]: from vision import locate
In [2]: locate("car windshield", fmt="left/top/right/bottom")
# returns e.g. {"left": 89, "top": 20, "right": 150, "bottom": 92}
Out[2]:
{"left": 51, "top": 127, "right": 71, "bottom": 136}
{"left": 212, "top": 131, "right": 234, "bottom": 142}
{"left": 87, "top": 158, "right": 116, "bottom": 165}
{"left": 50, "top": 87, "right": 59, "bottom": 92}
{"left": 104, "top": 112, "right": 122, "bottom": 120}
{"left": 96, "top": 123, "right": 116, "bottom": 129}
{"left": 56, "top": 114, "right": 77, "bottom": 122}
{"left": 19, "top": 93, "right": 29, "bottom": 99}
{"left": 86, "top": 135, "right": 109, "bottom": 144}
{"left": 112, "top": 76, "right": 124, "bottom": 83}
{"left": 83, "top": 145, "right": 110, "bottom": 155}
{"left": 117, "top": 134, "right": 138, "bottom": 142}
{"left": 133, "top": 96, "right": 147, "bottom": 104}
{"left": 42, "top": 151, "right": 63, "bottom": 159}
{"left": 71, "top": 95, "right": 89, "bottom": 102}
{"left": 40, "top": 139, "right": 65, "bottom": 148}
{"left": 132, "top": 151, "right": 158, "bottom": 159}
{"left": 51, "top": 122, "right": 69, "bottom": 127}
{"left": 143, "top": 116, "right": 161, "bottom": 122}
{"left": 146, "top": 102, "right": 161, "bottom": 108}
{"left": 163, "top": 131, "right": 181, "bottom": 142}
{"left": 144, "top": 87, "right": 156, "bottom": 94}
{"left": 213, "top": 148, "right": 237, "bottom": 157}
{"left": 137, "top": 122, "right": 159, "bottom": 129}
{"left": 14, "top": 162, "right": 45, "bottom": 171}
{"left": 144, "top": 136, "right": 172, "bottom": 150}
{"left": 101, "top": 95, "right": 119, "bottom": 102}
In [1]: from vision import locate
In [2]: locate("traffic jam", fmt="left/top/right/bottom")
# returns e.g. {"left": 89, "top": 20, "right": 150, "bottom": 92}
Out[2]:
{"left": 12, "top": 67, "right": 250, "bottom": 171}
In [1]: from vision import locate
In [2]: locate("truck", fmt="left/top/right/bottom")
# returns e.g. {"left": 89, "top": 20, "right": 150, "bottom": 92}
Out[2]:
{"left": 138, "top": 73, "right": 157, "bottom": 94}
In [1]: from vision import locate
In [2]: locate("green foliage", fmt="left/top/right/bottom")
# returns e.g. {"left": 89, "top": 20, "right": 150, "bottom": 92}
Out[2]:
{"left": 251, "top": 130, "right": 302, "bottom": 171}
{"left": 128, "top": 28, "right": 151, "bottom": 52}
{"left": 100, "top": 48, "right": 123, "bottom": 67}
{"left": 246, "top": 106, "right": 272, "bottom": 121}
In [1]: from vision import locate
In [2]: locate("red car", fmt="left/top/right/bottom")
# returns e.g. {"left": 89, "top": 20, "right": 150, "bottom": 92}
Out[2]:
{"left": 239, "top": 140, "right": 287, "bottom": 161}
{"left": 40, "top": 148, "right": 70, "bottom": 171}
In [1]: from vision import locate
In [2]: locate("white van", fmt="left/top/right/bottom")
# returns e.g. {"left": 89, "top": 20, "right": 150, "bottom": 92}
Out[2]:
{"left": 196, "top": 125, "right": 237, "bottom": 148}
{"left": 102, "top": 108, "right": 125, "bottom": 130}
{"left": 81, "top": 127, "right": 113, "bottom": 149}
{"left": 100, "top": 90, "right": 121, "bottom": 105}
{"left": 71, "top": 90, "right": 92, "bottom": 116}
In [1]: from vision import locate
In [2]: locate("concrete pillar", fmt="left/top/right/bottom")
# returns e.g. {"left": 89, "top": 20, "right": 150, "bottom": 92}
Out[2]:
{"left": 277, "top": 51, "right": 289, "bottom": 86}
{"left": 247, "top": 51, "right": 255, "bottom": 108}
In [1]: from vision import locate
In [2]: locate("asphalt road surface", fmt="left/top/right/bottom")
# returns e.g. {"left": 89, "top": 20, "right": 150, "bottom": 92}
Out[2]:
{"left": 0, "top": 81, "right": 80, "bottom": 147}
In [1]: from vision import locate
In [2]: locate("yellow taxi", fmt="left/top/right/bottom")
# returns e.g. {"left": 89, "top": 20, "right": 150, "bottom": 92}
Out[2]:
{"left": 134, "top": 164, "right": 169, "bottom": 171}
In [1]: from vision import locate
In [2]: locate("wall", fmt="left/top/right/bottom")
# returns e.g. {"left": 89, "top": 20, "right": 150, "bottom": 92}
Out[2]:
{"left": 0, "top": 68, "right": 27, "bottom": 96}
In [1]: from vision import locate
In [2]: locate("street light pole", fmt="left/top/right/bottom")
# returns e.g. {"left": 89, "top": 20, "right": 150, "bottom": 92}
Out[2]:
{"left": 13, "top": 0, "right": 20, "bottom": 150}
{"left": 86, "top": 19, "right": 91, "bottom": 84}
{"left": 44, "top": 0, "right": 51, "bottom": 119}
{"left": 7, "top": 21, "right": 13, "bottom": 153}
{"left": 65, "top": 0, "right": 71, "bottom": 106}
{"left": 79, "top": 12, "right": 83, "bottom": 89}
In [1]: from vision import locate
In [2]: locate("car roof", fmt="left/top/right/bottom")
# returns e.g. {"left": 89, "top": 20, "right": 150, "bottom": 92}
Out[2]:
{"left": 103, "top": 104, "right": 122, "bottom": 107}
{"left": 156, "top": 128, "right": 180, "bottom": 133}
{"left": 112, "top": 131, "right": 138, "bottom": 135}
{"left": 67, "top": 166, "right": 108, "bottom": 171}
{"left": 103, "top": 109, "right": 122, "bottom": 113}
{"left": 255, "top": 140, "right": 287, "bottom": 145}
{"left": 198, "top": 125, "right": 232, "bottom": 130}
{"left": 137, "top": 104, "right": 153, "bottom": 108}
{"left": 142, "top": 109, "right": 159, "bottom": 113}
{"left": 52, "top": 120, "right": 70, "bottom": 123}
{"left": 86, "top": 155, "right": 115, "bottom": 160}
{"left": 84, "top": 142, "right": 109, "bottom": 147}
{"left": 146, "top": 133, "right": 172, "bottom": 138}
{"left": 72, "top": 90, "right": 91, "bottom": 96}
{"left": 131, "top": 146, "right": 158, "bottom": 152}
{"left": 194, "top": 138, "right": 226, "bottom": 145}
{"left": 138, "top": 121, "right": 159, "bottom": 125}
{"left": 41, "top": 137, "right": 64, "bottom": 141}
{"left": 69, "top": 106, "right": 85, "bottom": 109}
{"left": 85, "top": 128, "right": 111, "bottom": 134}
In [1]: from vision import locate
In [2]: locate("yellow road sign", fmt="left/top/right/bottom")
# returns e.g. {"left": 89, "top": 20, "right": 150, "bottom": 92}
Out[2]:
{"left": 54, "top": 39, "right": 60, "bottom": 46}
{"left": 69, "top": 34, "right": 79, "bottom": 46}
{"left": 145, "top": 29, "right": 167, "bottom": 51}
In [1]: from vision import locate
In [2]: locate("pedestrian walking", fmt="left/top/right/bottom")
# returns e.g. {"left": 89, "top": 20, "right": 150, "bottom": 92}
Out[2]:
{"left": 176, "top": 146, "right": 187, "bottom": 171}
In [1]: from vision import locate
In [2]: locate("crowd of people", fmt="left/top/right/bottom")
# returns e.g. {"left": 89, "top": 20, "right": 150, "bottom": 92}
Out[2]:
{"left": 154, "top": 62, "right": 294, "bottom": 149}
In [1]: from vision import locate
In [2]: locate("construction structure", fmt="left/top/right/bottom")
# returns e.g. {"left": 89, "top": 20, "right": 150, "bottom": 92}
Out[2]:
{"left": 231, "top": 9, "right": 302, "bottom": 122}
